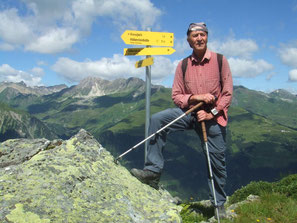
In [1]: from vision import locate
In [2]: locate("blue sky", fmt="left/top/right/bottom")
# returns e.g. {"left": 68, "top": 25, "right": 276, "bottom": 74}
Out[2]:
{"left": 0, "top": 0, "right": 297, "bottom": 94}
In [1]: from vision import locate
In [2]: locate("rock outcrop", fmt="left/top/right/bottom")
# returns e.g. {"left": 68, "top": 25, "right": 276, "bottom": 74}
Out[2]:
{"left": 0, "top": 129, "right": 182, "bottom": 222}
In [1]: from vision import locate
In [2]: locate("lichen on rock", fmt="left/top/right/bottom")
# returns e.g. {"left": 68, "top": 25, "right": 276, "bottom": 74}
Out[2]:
{"left": 0, "top": 129, "right": 182, "bottom": 222}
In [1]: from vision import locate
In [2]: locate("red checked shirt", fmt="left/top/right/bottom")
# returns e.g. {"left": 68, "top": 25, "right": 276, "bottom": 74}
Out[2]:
{"left": 172, "top": 49, "right": 233, "bottom": 127}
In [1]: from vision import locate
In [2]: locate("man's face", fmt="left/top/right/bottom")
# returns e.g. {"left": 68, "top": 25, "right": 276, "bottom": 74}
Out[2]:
{"left": 187, "top": 30, "right": 208, "bottom": 52}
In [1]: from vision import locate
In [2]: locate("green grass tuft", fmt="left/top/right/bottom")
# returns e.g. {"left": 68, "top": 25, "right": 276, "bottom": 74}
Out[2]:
{"left": 180, "top": 202, "right": 213, "bottom": 222}
{"left": 232, "top": 193, "right": 297, "bottom": 223}
{"left": 229, "top": 174, "right": 297, "bottom": 204}
{"left": 181, "top": 174, "right": 297, "bottom": 223}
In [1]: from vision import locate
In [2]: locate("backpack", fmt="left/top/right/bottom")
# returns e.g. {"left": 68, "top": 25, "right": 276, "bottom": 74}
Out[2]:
{"left": 181, "top": 53, "right": 223, "bottom": 83}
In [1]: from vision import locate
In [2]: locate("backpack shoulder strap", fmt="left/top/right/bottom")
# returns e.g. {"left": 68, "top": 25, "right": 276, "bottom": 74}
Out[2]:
{"left": 217, "top": 53, "right": 223, "bottom": 77}
{"left": 182, "top": 56, "right": 190, "bottom": 81}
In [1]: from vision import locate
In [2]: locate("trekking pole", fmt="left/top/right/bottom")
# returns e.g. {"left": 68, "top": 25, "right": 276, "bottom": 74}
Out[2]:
{"left": 114, "top": 101, "right": 204, "bottom": 164}
{"left": 201, "top": 121, "right": 220, "bottom": 223}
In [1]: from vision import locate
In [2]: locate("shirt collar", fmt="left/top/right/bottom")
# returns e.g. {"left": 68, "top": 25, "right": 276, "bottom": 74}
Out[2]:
{"left": 191, "top": 49, "right": 211, "bottom": 63}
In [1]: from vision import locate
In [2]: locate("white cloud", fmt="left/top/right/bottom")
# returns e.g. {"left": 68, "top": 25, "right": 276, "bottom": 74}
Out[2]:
{"left": 24, "top": 0, "right": 74, "bottom": 24}
{"left": 228, "top": 58, "right": 274, "bottom": 78}
{"left": 207, "top": 37, "right": 274, "bottom": 79}
{"left": 0, "top": 42, "right": 15, "bottom": 51}
{"left": 0, "top": 64, "right": 43, "bottom": 86}
{"left": 25, "top": 28, "right": 80, "bottom": 54}
{"left": 30, "top": 67, "right": 45, "bottom": 76}
{"left": 71, "top": 0, "right": 162, "bottom": 32}
{"left": 209, "top": 38, "right": 258, "bottom": 58}
{"left": 174, "top": 37, "right": 191, "bottom": 55}
{"left": 279, "top": 45, "right": 297, "bottom": 68}
{"left": 266, "top": 72, "right": 276, "bottom": 81}
{"left": 52, "top": 54, "right": 175, "bottom": 84}
{"left": 0, "top": 8, "right": 33, "bottom": 45}
{"left": 278, "top": 42, "right": 297, "bottom": 82}
{"left": 37, "top": 61, "right": 48, "bottom": 66}
{"left": 151, "top": 56, "right": 176, "bottom": 83}
{"left": 0, "top": 0, "right": 162, "bottom": 54}
{"left": 52, "top": 55, "right": 140, "bottom": 82}
{"left": 289, "top": 69, "right": 297, "bottom": 82}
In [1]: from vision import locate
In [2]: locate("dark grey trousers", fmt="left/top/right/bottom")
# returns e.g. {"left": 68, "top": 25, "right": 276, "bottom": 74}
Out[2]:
{"left": 144, "top": 107, "right": 227, "bottom": 206}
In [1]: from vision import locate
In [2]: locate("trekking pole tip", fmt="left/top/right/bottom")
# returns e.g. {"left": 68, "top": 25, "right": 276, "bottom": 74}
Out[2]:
{"left": 114, "top": 157, "right": 120, "bottom": 165}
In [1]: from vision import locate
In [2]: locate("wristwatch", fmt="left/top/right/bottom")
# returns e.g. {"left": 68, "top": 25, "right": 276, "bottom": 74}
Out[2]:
{"left": 211, "top": 108, "right": 219, "bottom": 116}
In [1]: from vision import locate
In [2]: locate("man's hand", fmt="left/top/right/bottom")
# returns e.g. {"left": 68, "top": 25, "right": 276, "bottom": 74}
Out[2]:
{"left": 196, "top": 110, "right": 214, "bottom": 121}
{"left": 189, "top": 93, "right": 215, "bottom": 104}
{"left": 202, "top": 93, "right": 215, "bottom": 104}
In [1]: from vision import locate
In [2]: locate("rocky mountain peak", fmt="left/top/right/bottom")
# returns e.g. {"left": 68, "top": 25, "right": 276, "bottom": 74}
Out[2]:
{"left": 0, "top": 129, "right": 182, "bottom": 222}
{"left": 18, "top": 81, "right": 26, "bottom": 86}
{"left": 269, "top": 89, "right": 297, "bottom": 102}
{"left": 0, "top": 81, "right": 68, "bottom": 96}
{"left": 77, "top": 76, "right": 109, "bottom": 88}
{"left": 70, "top": 77, "right": 148, "bottom": 98}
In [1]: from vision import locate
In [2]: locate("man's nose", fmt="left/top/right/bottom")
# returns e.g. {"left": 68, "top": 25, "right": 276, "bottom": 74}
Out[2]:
{"left": 197, "top": 34, "right": 203, "bottom": 40}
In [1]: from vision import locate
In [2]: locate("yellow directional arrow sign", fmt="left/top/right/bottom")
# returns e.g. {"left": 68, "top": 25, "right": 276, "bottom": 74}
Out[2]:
{"left": 124, "top": 47, "right": 175, "bottom": 56}
{"left": 121, "top": 30, "right": 174, "bottom": 46}
{"left": 135, "top": 57, "right": 154, "bottom": 68}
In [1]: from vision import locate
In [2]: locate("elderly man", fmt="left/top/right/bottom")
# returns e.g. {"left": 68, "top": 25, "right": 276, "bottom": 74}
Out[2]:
{"left": 131, "top": 22, "right": 233, "bottom": 218}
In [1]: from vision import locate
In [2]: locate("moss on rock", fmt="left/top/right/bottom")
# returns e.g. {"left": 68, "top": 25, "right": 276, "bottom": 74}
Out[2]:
{"left": 0, "top": 129, "right": 182, "bottom": 222}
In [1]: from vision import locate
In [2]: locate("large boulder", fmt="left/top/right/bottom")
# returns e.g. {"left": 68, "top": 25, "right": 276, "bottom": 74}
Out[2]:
{"left": 0, "top": 129, "right": 182, "bottom": 222}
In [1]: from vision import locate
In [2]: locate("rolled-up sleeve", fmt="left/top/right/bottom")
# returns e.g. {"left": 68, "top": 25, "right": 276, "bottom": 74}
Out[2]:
{"left": 215, "top": 56, "right": 233, "bottom": 124}
{"left": 172, "top": 60, "right": 192, "bottom": 109}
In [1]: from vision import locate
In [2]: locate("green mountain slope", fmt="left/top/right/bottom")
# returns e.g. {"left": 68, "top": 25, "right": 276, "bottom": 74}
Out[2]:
{"left": 0, "top": 79, "right": 296, "bottom": 200}
{"left": 0, "top": 102, "right": 58, "bottom": 141}
{"left": 233, "top": 86, "right": 297, "bottom": 129}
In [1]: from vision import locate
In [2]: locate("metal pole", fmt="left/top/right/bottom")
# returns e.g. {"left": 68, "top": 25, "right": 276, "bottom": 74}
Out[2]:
{"left": 144, "top": 27, "right": 152, "bottom": 163}
{"left": 201, "top": 121, "right": 220, "bottom": 223}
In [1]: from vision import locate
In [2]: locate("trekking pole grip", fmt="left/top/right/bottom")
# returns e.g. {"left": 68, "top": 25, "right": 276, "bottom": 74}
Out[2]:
{"left": 185, "top": 102, "right": 204, "bottom": 115}
{"left": 201, "top": 121, "right": 207, "bottom": 142}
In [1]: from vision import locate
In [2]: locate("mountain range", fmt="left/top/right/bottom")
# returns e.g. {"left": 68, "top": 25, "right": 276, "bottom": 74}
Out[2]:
{"left": 0, "top": 77, "right": 296, "bottom": 200}
{"left": 0, "top": 81, "right": 67, "bottom": 97}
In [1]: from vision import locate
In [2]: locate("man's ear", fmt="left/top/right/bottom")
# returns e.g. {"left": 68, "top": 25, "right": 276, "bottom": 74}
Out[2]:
{"left": 187, "top": 36, "right": 193, "bottom": 48}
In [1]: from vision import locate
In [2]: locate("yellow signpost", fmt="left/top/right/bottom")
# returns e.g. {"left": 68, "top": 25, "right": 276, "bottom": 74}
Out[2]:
{"left": 124, "top": 47, "right": 175, "bottom": 56}
{"left": 121, "top": 30, "right": 174, "bottom": 47}
{"left": 121, "top": 29, "right": 175, "bottom": 163}
{"left": 135, "top": 57, "right": 154, "bottom": 68}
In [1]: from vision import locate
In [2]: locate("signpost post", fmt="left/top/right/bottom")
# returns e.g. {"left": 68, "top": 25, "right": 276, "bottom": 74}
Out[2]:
{"left": 144, "top": 28, "right": 152, "bottom": 163}
{"left": 121, "top": 29, "right": 174, "bottom": 162}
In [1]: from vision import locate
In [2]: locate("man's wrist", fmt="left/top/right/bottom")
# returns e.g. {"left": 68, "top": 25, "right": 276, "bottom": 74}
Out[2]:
{"left": 211, "top": 108, "right": 219, "bottom": 116}
{"left": 208, "top": 112, "right": 214, "bottom": 120}
{"left": 189, "top": 94, "right": 200, "bottom": 104}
